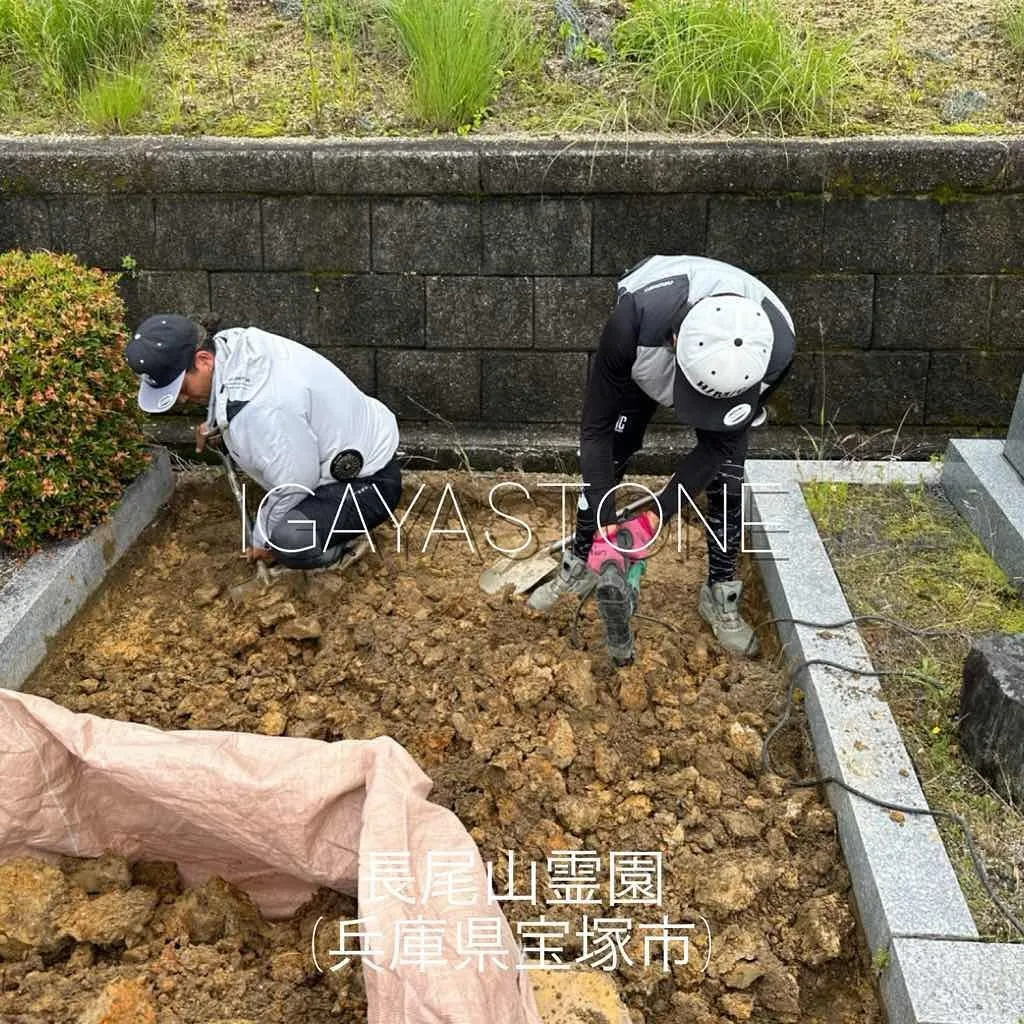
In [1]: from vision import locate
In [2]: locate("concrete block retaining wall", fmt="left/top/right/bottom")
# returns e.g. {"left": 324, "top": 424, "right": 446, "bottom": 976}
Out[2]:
{"left": 2, "top": 137, "right": 1022, "bottom": 446}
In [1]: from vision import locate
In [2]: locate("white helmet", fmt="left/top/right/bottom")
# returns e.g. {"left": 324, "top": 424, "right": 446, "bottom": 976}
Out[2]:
{"left": 676, "top": 295, "right": 773, "bottom": 399}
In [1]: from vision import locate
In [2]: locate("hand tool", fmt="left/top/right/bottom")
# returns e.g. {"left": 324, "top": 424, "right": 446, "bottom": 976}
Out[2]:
{"left": 478, "top": 491, "right": 661, "bottom": 595}
{"left": 202, "top": 427, "right": 271, "bottom": 587}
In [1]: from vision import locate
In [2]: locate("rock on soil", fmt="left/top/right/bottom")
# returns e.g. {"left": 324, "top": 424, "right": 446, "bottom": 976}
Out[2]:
{"left": 79, "top": 976, "right": 158, "bottom": 1024}
{"left": 959, "top": 632, "right": 1024, "bottom": 807}
{"left": 16, "top": 474, "right": 882, "bottom": 1023}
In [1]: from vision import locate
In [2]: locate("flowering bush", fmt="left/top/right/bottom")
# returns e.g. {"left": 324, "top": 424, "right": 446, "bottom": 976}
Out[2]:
{"left": 0, "top": 250, "right": 147, "bottom": 552}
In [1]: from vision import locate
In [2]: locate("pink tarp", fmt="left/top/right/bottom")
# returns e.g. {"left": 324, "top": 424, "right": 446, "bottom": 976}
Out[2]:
{"left": 0, "top": 689, "right": 542, "bottom": 1024}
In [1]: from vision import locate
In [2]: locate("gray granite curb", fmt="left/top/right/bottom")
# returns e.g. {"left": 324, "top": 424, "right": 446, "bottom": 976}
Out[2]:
{"left": 941, "top": 438, "right": 1024, "bottom": 591}
{"left": 746, "top": 459, "right": 1024, "bottom": 1024}
{"left": 886, "top": 937, "right": 1024, "bottom": 1024}
{"left": 0, "top": 448, "right": 174, "bottom": 691}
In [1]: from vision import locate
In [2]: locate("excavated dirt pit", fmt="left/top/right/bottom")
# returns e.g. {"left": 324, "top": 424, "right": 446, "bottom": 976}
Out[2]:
{"left": 6, "top": 470, "right": 882, "bottom": 1024}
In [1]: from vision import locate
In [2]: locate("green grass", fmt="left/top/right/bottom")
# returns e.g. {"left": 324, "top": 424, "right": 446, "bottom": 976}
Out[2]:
{"left": 0, "top": 0, "right": 1019, "bottom": 136}
{"left": 612, "top": 0, "right": 854, "bottom": 132}
{"left": 805, "top": 481, "right": 1024, "bottom": 939}
{"left": 802, "top": 480, "right": 850, "bottom": 534}
{"left": 76, "top": 66, "right": 149, "bottom": 132}
{"left": 384, "top": 0, "right": 541, "bottom": 131}
{"left": 1002, "top": 1, "right": 1024, "bottom": 57}
{"left": 0, "top": 61, "right": 15, "bottom": 119}
{"left": 0, "top": 0, "right": 156, "bottom": 95}
{"left": 314, "top": 0, "right": 384, "bottom": 48}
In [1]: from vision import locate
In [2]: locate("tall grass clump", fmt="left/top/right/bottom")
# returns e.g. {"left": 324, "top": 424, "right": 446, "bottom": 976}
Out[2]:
{"left": 1002, "top": 2, "right": 1024, "bottom": 58}
{"left": 385, "top": 0, "right": 539, "bottom": 130}
{"left": 77, "top": 67, "right": 149, "bottom": 131}
{"left": 0, "top": 0, "right": 155, "bottom": 95}
{"left": 613, "top": 0, "right": 852, "bottom": 132}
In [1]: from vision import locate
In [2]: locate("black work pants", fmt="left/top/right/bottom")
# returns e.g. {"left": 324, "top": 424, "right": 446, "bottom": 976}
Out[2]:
{"left": 571, "top": 384, "right": 745, "bottom": 584}
{"left": 267, "top": 458, "right": 402, "bottom": 569}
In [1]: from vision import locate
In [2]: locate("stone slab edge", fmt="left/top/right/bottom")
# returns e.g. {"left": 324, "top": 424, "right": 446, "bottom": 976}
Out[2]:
{"left": 940, "top": 438, "right": 1024, "bottom": 590}
{"left": 0, "top": 448, "right": 174, "bottom": 691}
{"left": 747, "top": 459, "right": 1022, "bottom": 1024}
{"left": 1003, "top": 377, "right": 1024, "bottom": 477}
{"left": 884, "top": 937, "right": 1024, "bottom": 1023}
{"left": 0, "top": 136, "right": 1016, "bottom": 196}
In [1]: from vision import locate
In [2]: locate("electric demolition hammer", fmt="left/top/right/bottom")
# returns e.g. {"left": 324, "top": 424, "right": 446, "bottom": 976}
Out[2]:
{"left": 588, "top": 518, "right": 656, "bottom": 667}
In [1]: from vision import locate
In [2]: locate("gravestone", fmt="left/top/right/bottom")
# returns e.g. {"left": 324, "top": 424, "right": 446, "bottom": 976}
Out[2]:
{"left": 1003, "top": 376, "right": 1024, "bottom": 478}
{"left": 944, "top": 382, "right": 1024, "bottom": 803}
{"left": 941, "top": 373, "right": 1024, "bottom": 592}
{"left": 959, "top": 634, "right": 1024, "bottom": 808}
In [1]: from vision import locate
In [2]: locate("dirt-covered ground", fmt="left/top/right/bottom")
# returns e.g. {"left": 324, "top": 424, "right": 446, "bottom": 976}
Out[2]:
{"left": 7, "top": 470, "right": 883, "bottom": 1023}
{"left": 0, "top": 855, "right": 362, "bottom": 1023}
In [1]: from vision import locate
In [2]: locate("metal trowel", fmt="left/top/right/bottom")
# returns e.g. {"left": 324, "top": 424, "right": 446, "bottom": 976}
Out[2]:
{"left": 478, "top": 536, "right": 567, "bottom": 596}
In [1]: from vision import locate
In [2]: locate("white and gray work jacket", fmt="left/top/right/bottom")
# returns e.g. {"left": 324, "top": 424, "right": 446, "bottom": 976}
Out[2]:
{"left": 204, "top": 327, "right": 399, "bottom": 547}
{"left": 580, "top": 255, "right": 796, "bottom": 525}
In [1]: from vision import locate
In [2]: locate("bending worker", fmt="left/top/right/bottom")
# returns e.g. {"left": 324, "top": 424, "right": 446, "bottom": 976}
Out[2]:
{"left": 124, "top": 314, "right": 401, "bottom": 570}
{"left": 528, "top": 255, "right": 796, "bottom": 656}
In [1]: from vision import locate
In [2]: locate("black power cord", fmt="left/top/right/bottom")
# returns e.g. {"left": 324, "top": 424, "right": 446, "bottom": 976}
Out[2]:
{"left": 765, "top": 658, "right": 1024, "bottom": 941}
{"left": 752, "top": 616, "right": 1024, "bottom": 941}
{"left": 575, "top": 602, "right": 1024, "bottom": 940}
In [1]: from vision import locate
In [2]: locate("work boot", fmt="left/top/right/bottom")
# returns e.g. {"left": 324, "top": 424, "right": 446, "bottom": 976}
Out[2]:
{"left": 527, "top": 550, "right": 597, "bottom": 611}
{"left": 268, "top": 537, "right": 372, "bottom": 576}
{"left": 698, "top": 580, "right": 759, "bottom": 656}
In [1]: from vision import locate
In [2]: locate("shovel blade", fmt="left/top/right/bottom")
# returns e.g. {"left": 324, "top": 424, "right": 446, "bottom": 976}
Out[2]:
{"left": 479, "top": 552, "right": 559, "bottom": 595}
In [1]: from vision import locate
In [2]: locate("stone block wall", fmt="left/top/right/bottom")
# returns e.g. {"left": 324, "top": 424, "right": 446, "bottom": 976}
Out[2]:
{"left": 2, "top": 136, "right": 1022, "bottom": 444}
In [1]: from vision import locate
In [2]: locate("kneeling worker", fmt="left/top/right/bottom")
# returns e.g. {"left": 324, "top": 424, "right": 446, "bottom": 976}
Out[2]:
{"left": 125, "top": 315, "right": 401, "bottom": 569}
{"left": 528, "top": 255, "right": 796, "bottom": 656}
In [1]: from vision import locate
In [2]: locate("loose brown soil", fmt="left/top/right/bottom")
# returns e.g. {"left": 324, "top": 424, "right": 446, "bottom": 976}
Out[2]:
{"left": 0, "top": 855, "right": 363, "bottom": 1023}
{"left": 8, "top": 470, "right": 882, "bottom": 1023}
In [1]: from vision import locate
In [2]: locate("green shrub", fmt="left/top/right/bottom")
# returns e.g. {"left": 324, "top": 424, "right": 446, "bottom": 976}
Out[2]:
{"left": 0, "top": 250, "right": 148, "bottom": 552}
{"left": 385, "top": 0, "right": 538, "bottom": 130}
{"left": 613, "top": 0, "right": 851, "bottom": 132}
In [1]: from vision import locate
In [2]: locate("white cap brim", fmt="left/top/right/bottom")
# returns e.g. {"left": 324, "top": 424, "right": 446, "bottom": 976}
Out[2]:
{"left": 138, "top": 369, "right": 186, "bottom": 413}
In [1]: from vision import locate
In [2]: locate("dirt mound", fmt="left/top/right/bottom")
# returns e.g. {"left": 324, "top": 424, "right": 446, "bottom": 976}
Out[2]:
{"left": 17, "top": 472, "right": 881, "bottom": 1023}
{"left": 0, "top": 854, "right": 361, "bottom": 1022}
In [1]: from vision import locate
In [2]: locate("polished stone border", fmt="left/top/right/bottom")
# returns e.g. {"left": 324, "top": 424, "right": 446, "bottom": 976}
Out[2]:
{"left": 941, "top": 438, "right": 1024, "bottom": 591}
{"left": 747, "top": 459, "right": 1023, "bottom": 1024}
{"left": 0, "top": 449, "right": 174, "bottom": 690}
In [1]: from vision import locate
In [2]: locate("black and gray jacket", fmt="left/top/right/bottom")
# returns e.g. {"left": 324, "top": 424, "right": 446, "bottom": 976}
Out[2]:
{"left": 580, "top": 255, "right": 796, "bottom": 525}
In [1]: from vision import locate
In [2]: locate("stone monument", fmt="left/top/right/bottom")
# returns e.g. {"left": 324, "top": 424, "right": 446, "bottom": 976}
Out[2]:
{"left": 959, "top": 633, "right": 1024, "bottom": 807}
{"left": 1004, "top": 376, "right": 1024, "bottom": 479}
{"left": 942, "top": 381, "right": 1024, "bottom": 805}
{"left": 941, "top": 375, "right": 1024, "bottom": 591}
